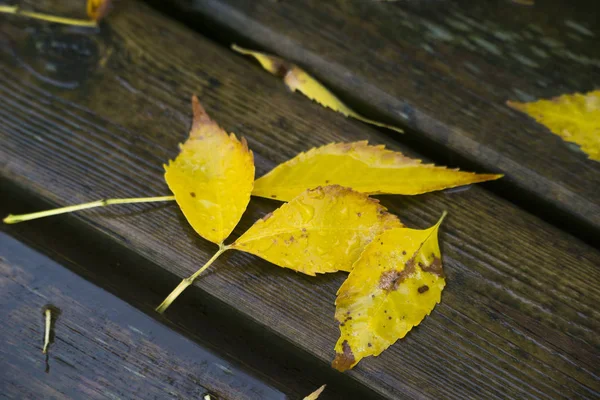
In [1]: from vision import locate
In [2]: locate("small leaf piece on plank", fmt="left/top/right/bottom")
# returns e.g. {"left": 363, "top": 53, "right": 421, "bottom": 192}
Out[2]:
{"left": 253, "top": 141, "right": 502, "bottom": 201}
{"left": 232, "top": 44, "right": 403, "bottom": 133}
{"left": 508, "top": 90, "right": 600, "bottom": 161}
{"left": 303, "top": 384, "right": 326, "bottom": 400}
{"left": 231, "top": 185, "right": 402, "bottom": 275}
{"left": 333, "top": 214, "right": 447, "bottom": 371}
{"left": 165, "top": 96, "right": 254, "bottom": 244}
{"left": 87, "top": 0, "right": 111, "bottom": 21}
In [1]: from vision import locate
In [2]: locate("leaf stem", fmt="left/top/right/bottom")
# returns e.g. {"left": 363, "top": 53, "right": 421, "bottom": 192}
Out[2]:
{"left": 0, "top": 5, "right": 98, "bottom": 27}
{"left": 42, "top": 308, "right": 51, "bottom": 354}
{"left": 155, "top": 244, "right": 230, "bottom": 314}
{"left": 3, "top": 196, "right": 176, "bottom": 224}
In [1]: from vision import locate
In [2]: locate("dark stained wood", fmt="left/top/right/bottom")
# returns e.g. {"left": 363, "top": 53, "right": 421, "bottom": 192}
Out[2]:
{"left": 166, "top": 0, "right": 600, "bottom": 239}
{"left": 0, "top": 231, "right": 285, "bottom": 400}
{"left": 1, "top": 1, "right": 599, "bottom": 399}
{"left": 0, "top": 182, "right": 384, "bottom": 400}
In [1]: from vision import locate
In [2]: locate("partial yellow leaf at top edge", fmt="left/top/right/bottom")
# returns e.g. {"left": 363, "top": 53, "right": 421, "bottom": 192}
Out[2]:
{"left": 164, "top": 96, "right": 255, "bottom": 244}
{"left": 231, "top": 44, "right": 404, "bottom": 134}
{"left": 303, "top": 385, "right": 326, "bottom": 400}
{"left": 508, "top": 90, "right": 600, "bottom": 161}
{"left": 87, "top": 0, "right": 111, "bottom": 21}
{"left": 333, "top": 213, "right": 446, "bottom": 372}
{"left": 231, "top": 186, "right": 402, "bottom": 275}
{"left": 253, "top": 141, "right": 502, "bottom": 201}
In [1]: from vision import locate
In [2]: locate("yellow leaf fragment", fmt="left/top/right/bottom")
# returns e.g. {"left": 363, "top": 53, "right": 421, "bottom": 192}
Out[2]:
{"left": 253, "top": 141, "right": 502, "bottom": 201}
{"left": 87, "top": 0, "right": 111, "bottom": 21}
{"left": 508, "top": 90, "right": 600, "bottom": 161}
{"left": 303, "top": 384, "right": 326, "bottom": 400}
{"left": 165, "top": 96, "right": 255, "bottom": 244}
{"left": 232, "top": 44, "right": 403, "bottom": 134}
{"left": 333, "top": 214, "right": 446, "bottom": 371}
{"left": 231, "top": 186, "right": 402, "bottom": 275}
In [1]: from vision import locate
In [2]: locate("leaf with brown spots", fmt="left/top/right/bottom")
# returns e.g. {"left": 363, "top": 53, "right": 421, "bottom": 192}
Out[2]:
{"left": 164, "top": 96, "right": 255, "bottom": 244}
{"left": 333, "top": 213, "right": 446, "bottom": 371}
{"left": 230, "top": 186, "right": 402, "bottom": 275}
{"left": 253, "top": 141, "right": 502, "bottom": 201}
{"left": 232, "top": 45, "right": 404, "bottom": 133}
{"left": 508, "top": 90, "right": 600, "bottom": 161}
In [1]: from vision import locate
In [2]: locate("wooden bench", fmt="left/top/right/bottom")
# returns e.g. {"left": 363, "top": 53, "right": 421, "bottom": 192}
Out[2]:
{"left": 1, "top": 1, "right": 599, "bottom": 398}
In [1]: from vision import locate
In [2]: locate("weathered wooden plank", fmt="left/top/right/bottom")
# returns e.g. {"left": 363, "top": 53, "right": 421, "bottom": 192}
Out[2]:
{"left": 0, "top": 231, "right": 286, "bottom": 400}
{"left": 1, "top": 1, "right": 599, "bottom": 399}
{"left": 0, "top": 184, "right": 382, "bottom": 400}
{"left": 165, "top": 0, "right": 600, "bottom": 240}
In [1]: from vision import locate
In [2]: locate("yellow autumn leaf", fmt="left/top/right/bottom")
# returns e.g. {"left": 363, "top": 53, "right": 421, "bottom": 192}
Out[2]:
{"left": 230, "top": 186, "right": 402, "bottom": 275}
{"left": 508, "top": 90, "right": 600, "bottom": 161}
{"left": 253, "top": 141, "right": 502, "bottom": 201}
{"left": 332, "top": 214, "right": 446, "bottom": 371}
{"left": 164, "top": 96, "right": 254, "bottom": 244}
{"left": 232, "top": 44, "right": 403, "bottom": 134}
{"left": 303, "top": 385, "right": 326, "bottom": 400}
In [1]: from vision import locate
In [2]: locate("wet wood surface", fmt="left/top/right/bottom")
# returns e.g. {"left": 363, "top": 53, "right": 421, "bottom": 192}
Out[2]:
{"left": 167, "top": 0, "right": 600, "bottom": 241}
{"left": 0, "top": 231, "right": 285, "bottom": 400}
{"left": 1, "top": 1, "right": 599, "bottom": 399}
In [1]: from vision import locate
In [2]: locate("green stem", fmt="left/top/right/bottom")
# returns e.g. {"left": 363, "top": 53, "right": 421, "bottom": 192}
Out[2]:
{"left": 3, "top": 196, "right": 176, "bottom": 224}
{"left": 155, "top": 244, "right": 230, "bottom": 314}
{"left": 0, "top": 5, "right": 98, "bottom": 27}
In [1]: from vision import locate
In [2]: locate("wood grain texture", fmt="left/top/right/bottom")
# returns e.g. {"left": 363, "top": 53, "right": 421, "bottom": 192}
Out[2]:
{"left": 0, "top": 182, "right": 379, "bottom": 400}
{"left": 0, "top": 232, "right": 285, "bottom": 400}
{"left": 167, "top": 0, "right": 600, "bottom": 238}
{"left": 1, "top": 1, "right": 599, "bottom": 399}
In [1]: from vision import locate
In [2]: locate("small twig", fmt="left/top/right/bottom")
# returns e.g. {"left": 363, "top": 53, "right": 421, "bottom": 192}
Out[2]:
{"left": 42, "top": 308, "right": 52, "bottom": 354}
{"left": 156, "top": 244, "right": 230, "bottom": 314}
{"left": 3, "top": 196, "right": 176, "bottom": 224}
{"left": 0, "top": 5, "right": 98, "bottom": 27}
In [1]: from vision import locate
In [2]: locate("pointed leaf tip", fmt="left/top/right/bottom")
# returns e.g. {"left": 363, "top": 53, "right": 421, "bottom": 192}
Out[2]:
{"left": 303, "top": 384, "right": 326, "bottom": 400}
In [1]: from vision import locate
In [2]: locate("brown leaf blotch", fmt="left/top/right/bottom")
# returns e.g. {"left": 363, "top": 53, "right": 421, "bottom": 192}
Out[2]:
{"left": 421, "top": 257, "right": 444, "bottom": 277}
{"left": 273, "top": 59, "right": 293, "bottom": 77}
{"left": 332, "top": 340, "right": 355, "bottom": 372}
{"left": 379, "top": 258, "right": 415, "bottom": 291}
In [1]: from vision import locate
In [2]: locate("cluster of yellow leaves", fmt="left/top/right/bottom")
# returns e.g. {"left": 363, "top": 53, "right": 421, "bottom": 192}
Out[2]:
{"left": 508, "top": 90, "right": 600, "bottom": 162}
{"left": 160, "top": 96, "right": 500, "bottom": 369}
{"left": 3, "top": 94, "right": 501, "bottom": 370}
